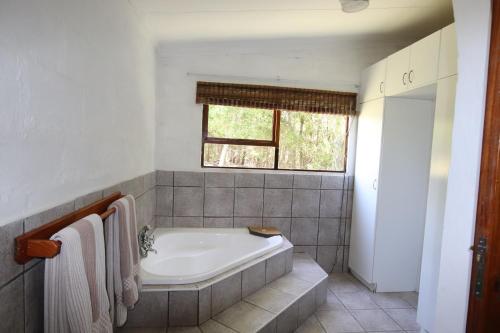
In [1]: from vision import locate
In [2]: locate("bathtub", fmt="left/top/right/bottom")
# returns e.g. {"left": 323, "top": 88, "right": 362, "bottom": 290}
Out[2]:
{"left": 140, "top": 228, "right": 283, "bottom": 285}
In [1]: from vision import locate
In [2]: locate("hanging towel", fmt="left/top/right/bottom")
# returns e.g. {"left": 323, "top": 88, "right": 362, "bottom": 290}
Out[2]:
{"left": 105, "top": 195, "right": 141, "bottom": 327}
{"left": 44, "top": 214, "right": 112, "bottom": 333}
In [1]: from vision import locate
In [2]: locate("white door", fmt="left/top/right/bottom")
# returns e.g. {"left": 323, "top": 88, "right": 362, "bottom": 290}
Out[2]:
{"left": 409, "top": 30, "right": 441, "bottom": 89}
{"left": 385, "top": 46, "right": 410, "bottom": 96}
{"left": 349, "top": 98, "right": 385, "bottom": 284}
{"left": 360, "top": 59, "right": 387, "bottom": 103}
{"left": 438, "top": 24, "right": 458, "bottom": 79}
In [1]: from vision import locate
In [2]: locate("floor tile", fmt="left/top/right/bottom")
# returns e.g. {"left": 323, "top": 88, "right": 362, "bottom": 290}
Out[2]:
{"left": 385, "top": 308, "right": 420, "bottom": 331}
{"left": 316, "top": 310, "right": 364, "bottom": 333}
{"left": 350, "top": 309, "right": 401, "bottom": 331}
{"left": 295, "top": 314, "right": 326, "bottom": 333}
{"left": 368, "top": 292, "right": 413, "bottom": 309}
{"left": 327, "top": 274, "right": 365, "bottom": 293}
{"left": 318, "top": 290, "right": 346, "bottom": 311}
{"left": 335, "top": 291, "right": 379, "bottom": 310}
{"left": 395, "top": 292, "right": 419, "bottom": 308}
{"left": 213, "top": 301, "right": 274, "bottom": 333}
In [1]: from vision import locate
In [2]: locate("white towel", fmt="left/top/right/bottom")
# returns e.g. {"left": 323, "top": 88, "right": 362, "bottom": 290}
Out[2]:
{"left": 44, "top": 214, "right": 112, "bottom": 333}
{"left": 105, "top": 195, "right": 141, "bottom": 327}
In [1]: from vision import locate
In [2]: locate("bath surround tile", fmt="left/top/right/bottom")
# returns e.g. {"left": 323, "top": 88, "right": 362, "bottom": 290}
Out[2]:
{"left": 263, "top": 189, "right": 292, "bottom": 217}
{"left": 157, "top": 216, "right": 173, "bottom": 228}
{"left": 235, "top": 173, "right": 264, "bottom": 188}
{"left": 234, "top": 217, "right": 262, "bottom": 228}
{"left": 24, "top": 262, "right": 44, "bottom": 333}
{"left": 318, "top": 218, "right": 344, "bottom": 245}
{"left": 0, "top": 219, "right": 23, "bottom": 288}
{"left": 156, "top": 186, "right": 173, "bottom": 216}
{"left": 169, "top": 291, "right": 198, "bottom": 326}
{"left": 173, "top": 217, "right": 203, "bottom": 228}
{"left": 127, "top": 291, "right": 169, "bottom": 327}
{"left": 265, "top": 251, "right": 286, "bottom": 283}
{"left": 276, "top": 302, "right": 299, "bottom": 333}
{"left": 198, "top": 286, "right": 212, "bottom": 324}
{"left": 319, "top": 190, "right": 343, "bottom": 218}
{"left": 265, "top": 174, "right": 293, "bottom": 188}
{"left": 24, "top": 200, "right": 75, "bottom": 232}
{"left": 205, "top": 173, "right": 234, "bottom": 188}
{"left": 293, "top": 175, "right": 321, "bottom": 189}
{"left": 157, "top": 170, "right": 174, "bottom": 186}
{"left": 203, "top": 217, "right": 233, "bottom": 228}
{"left": 234, "top": 188, "right": 263, "bottom": 217}
{"left": 75, "top": 190, "right": 103, "bottom": 209}
{"left": 263, "top": 218, "right": 291, "bottom": 240}
{"left": 174, "top": 187, "right": 204, "bottom": 216}
{"left": 292, "top": 189, "right": 320, "bottom": 217}
{"left": 199, "top": 319, "right": 237, "bottom": 333}
{"left": 315, "top": 279, "right": 328, "bottom": 308}
{"left": 204, "top": 188, "right": 234, "bottom": 217}
{"left": 267, "top": 275, "right": 313, "bottom": 297}
{"left": 211, "top": 273, "right": 242, "bottom": 316}
{"left": 242, "top": 261, "right": 266, "bottom": 298}
{"left": 291, "top": 218, "right": 319, "bottom": 245}
{"left": 0, "top": 274, "right": 24, "bottom": 333}
{"left": 293, "top": 246, "right": 318, "bottom": 260}
{"left": 321, "top": 175, "right": 345, "bottom": 190}
{"left": 244, "top": 287, "right": 295, "bottom": 314}
{"left": 213, "top": 301, "right": 274, "bottom": 333}
{"left": 298, "top": 289, "right": 316, "bottom": 325}
{"left": 317, "top": 246, "right": 343, "bottom": 273}
{"left": 174, "top": 172, "right": 204, "bottom": 187}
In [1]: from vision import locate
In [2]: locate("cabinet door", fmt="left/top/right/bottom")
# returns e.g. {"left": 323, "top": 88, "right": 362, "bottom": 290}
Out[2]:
{"left": 349, "top": 99, "right": 384, "bottom": 283}
{"left": 385, "top": 46, "right": 410, "bottom": 96}
{"left": 438, "top": 23, "right": 458, "bottom": 79}
{"left": 360, "top": 59, "right": 387, "bottom": 103}
{"left": 409, "top": 30, "right": 441, "bottom": 89}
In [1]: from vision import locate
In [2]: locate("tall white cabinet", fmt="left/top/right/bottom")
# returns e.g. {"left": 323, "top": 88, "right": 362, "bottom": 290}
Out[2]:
{"left": 350, "top": 23, "right": 457, "bottom": 294}
{"left": 350, "top": 97, "right": 434, "bottom": 292}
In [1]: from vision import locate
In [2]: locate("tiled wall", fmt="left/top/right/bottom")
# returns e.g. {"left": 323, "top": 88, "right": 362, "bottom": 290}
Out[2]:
{"left": 0, "top": 171, "right": 156, "bottom": 332}
{"left": 155, "top": 171, "right": 354, "bottom": 273}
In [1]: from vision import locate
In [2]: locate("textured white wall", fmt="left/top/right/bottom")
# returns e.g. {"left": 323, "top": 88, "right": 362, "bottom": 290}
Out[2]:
{"left": 434, "top": 1, "right": 491, "bottom": 332}
{"left": 0, "top": 1, "right": 156, "bottom": 226}
{"left": 155, "top": 37, "right": 406, "bottom": 174}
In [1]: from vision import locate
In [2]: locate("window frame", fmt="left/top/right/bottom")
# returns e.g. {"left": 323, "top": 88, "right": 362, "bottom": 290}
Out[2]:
{"left": 201, "top": 104, "right": 348, "bottom": 173}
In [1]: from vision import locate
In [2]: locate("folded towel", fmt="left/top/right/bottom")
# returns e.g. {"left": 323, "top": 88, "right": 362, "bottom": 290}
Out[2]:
{"left": 44, "top": 214, "right": 112, "bottom": 333}
{"left": 105, "top": 195, "right": 141, "bottom": 327}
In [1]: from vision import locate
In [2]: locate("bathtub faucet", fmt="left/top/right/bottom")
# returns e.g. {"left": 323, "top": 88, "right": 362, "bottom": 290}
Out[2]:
{"left": 138, "top": 225, "right": 156, "bottom": 258}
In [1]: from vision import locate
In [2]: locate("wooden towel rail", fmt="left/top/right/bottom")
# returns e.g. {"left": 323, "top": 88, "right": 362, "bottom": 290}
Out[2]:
{"left": 14, "top": 192, "right": 124, "bottom": 264}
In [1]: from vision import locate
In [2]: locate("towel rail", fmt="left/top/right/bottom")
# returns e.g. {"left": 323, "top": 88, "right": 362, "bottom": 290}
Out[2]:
{"left": 14, "top": 192, "right": 124, "bottom": 264}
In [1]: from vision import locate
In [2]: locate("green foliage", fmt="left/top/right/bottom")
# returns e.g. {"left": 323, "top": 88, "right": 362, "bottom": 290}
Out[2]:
{"left": 204, "top": 105, "right": 347, "bottom": 171}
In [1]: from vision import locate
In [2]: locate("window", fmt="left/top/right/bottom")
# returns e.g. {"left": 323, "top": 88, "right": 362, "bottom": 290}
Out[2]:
{"left": 201, "top": 104, "right": 349, "bottom": 172}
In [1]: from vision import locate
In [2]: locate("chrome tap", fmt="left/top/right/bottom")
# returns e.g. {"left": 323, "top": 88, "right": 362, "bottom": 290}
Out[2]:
{"left": 138, "top": 225, "right": 156, "bottom": 258}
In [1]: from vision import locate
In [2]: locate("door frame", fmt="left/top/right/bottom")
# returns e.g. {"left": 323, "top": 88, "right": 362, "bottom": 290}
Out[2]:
{"left": 466, "top": 0, "right": 500, "bottom": 331}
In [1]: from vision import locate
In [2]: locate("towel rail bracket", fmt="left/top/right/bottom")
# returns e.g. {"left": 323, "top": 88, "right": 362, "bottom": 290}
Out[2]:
{"left": 14, "top": 192, "right": 124, "bottom": 264}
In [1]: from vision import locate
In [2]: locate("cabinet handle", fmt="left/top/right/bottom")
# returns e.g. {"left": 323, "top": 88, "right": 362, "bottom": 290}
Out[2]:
{"left": 372, "top": 179, "right": 378, "bottom": 191}
{"left": 379, "top": 81, "right": 384, "bottom": 94}
{"left": 402, "top": 72, "right": 408, "bottom": 86}
{"left": 409, "top": 70, "right": 414, "bottom": 83}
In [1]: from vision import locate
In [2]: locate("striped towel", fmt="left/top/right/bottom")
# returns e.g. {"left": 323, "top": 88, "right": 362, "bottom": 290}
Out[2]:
{"left": 44, "top": 214, "right": 112, "bottom": 333}
{"left": 105, "top": 195, "right": 141, "bottom": 327}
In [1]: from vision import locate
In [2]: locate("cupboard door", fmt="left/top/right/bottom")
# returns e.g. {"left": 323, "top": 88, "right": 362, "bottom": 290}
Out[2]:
{"left": 385, "top": 46, "right": 410, "bottom": 96}
{"left": 360, "top": 59, "right": 387, "bottom": 102}
{"left": 438, "top": 23, "right": 458, "bottom": 79}
{"left": 409, "top": 30, "right": 441, "bottom": 89}
{"left": 349, "top": 99, "right": 384, "bottom": 283}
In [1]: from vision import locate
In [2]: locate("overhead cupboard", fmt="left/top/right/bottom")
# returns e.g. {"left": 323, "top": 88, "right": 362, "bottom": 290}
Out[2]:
{"left": 350, "top": 23, "right": 457, "bottom": 295}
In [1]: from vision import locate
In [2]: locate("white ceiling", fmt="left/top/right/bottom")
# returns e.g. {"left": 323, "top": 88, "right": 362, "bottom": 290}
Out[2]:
{"left": 129, "top": 0, "right": 454, "bottom": 43}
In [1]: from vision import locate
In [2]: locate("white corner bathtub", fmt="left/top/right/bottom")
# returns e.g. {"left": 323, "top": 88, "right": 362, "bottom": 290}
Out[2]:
{"left": 140, "top": 228, "right": 283, "bottom": 285}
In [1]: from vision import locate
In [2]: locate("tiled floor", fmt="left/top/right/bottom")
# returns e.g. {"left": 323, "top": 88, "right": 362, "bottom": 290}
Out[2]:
{"left": 296, "top": 273, "right": 420, "bottom": 333}
{"left": 118, "top": 273, "right": 420, "bottom": 333}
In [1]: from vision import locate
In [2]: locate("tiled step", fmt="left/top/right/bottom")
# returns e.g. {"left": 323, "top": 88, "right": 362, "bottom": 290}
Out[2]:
{"left": 201, "top": 254, "right": 328, "bottom": 333}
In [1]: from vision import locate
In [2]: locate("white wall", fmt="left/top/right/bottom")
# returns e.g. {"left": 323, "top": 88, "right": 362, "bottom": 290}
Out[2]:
{"left": 0, "top": 1, "right": 156, "bottom": 226}
{"left": 433, "top": 1, "right": 491, "bottom": 332}
{"left": 155, "top": 37, "right": 407, "bottom": 174}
